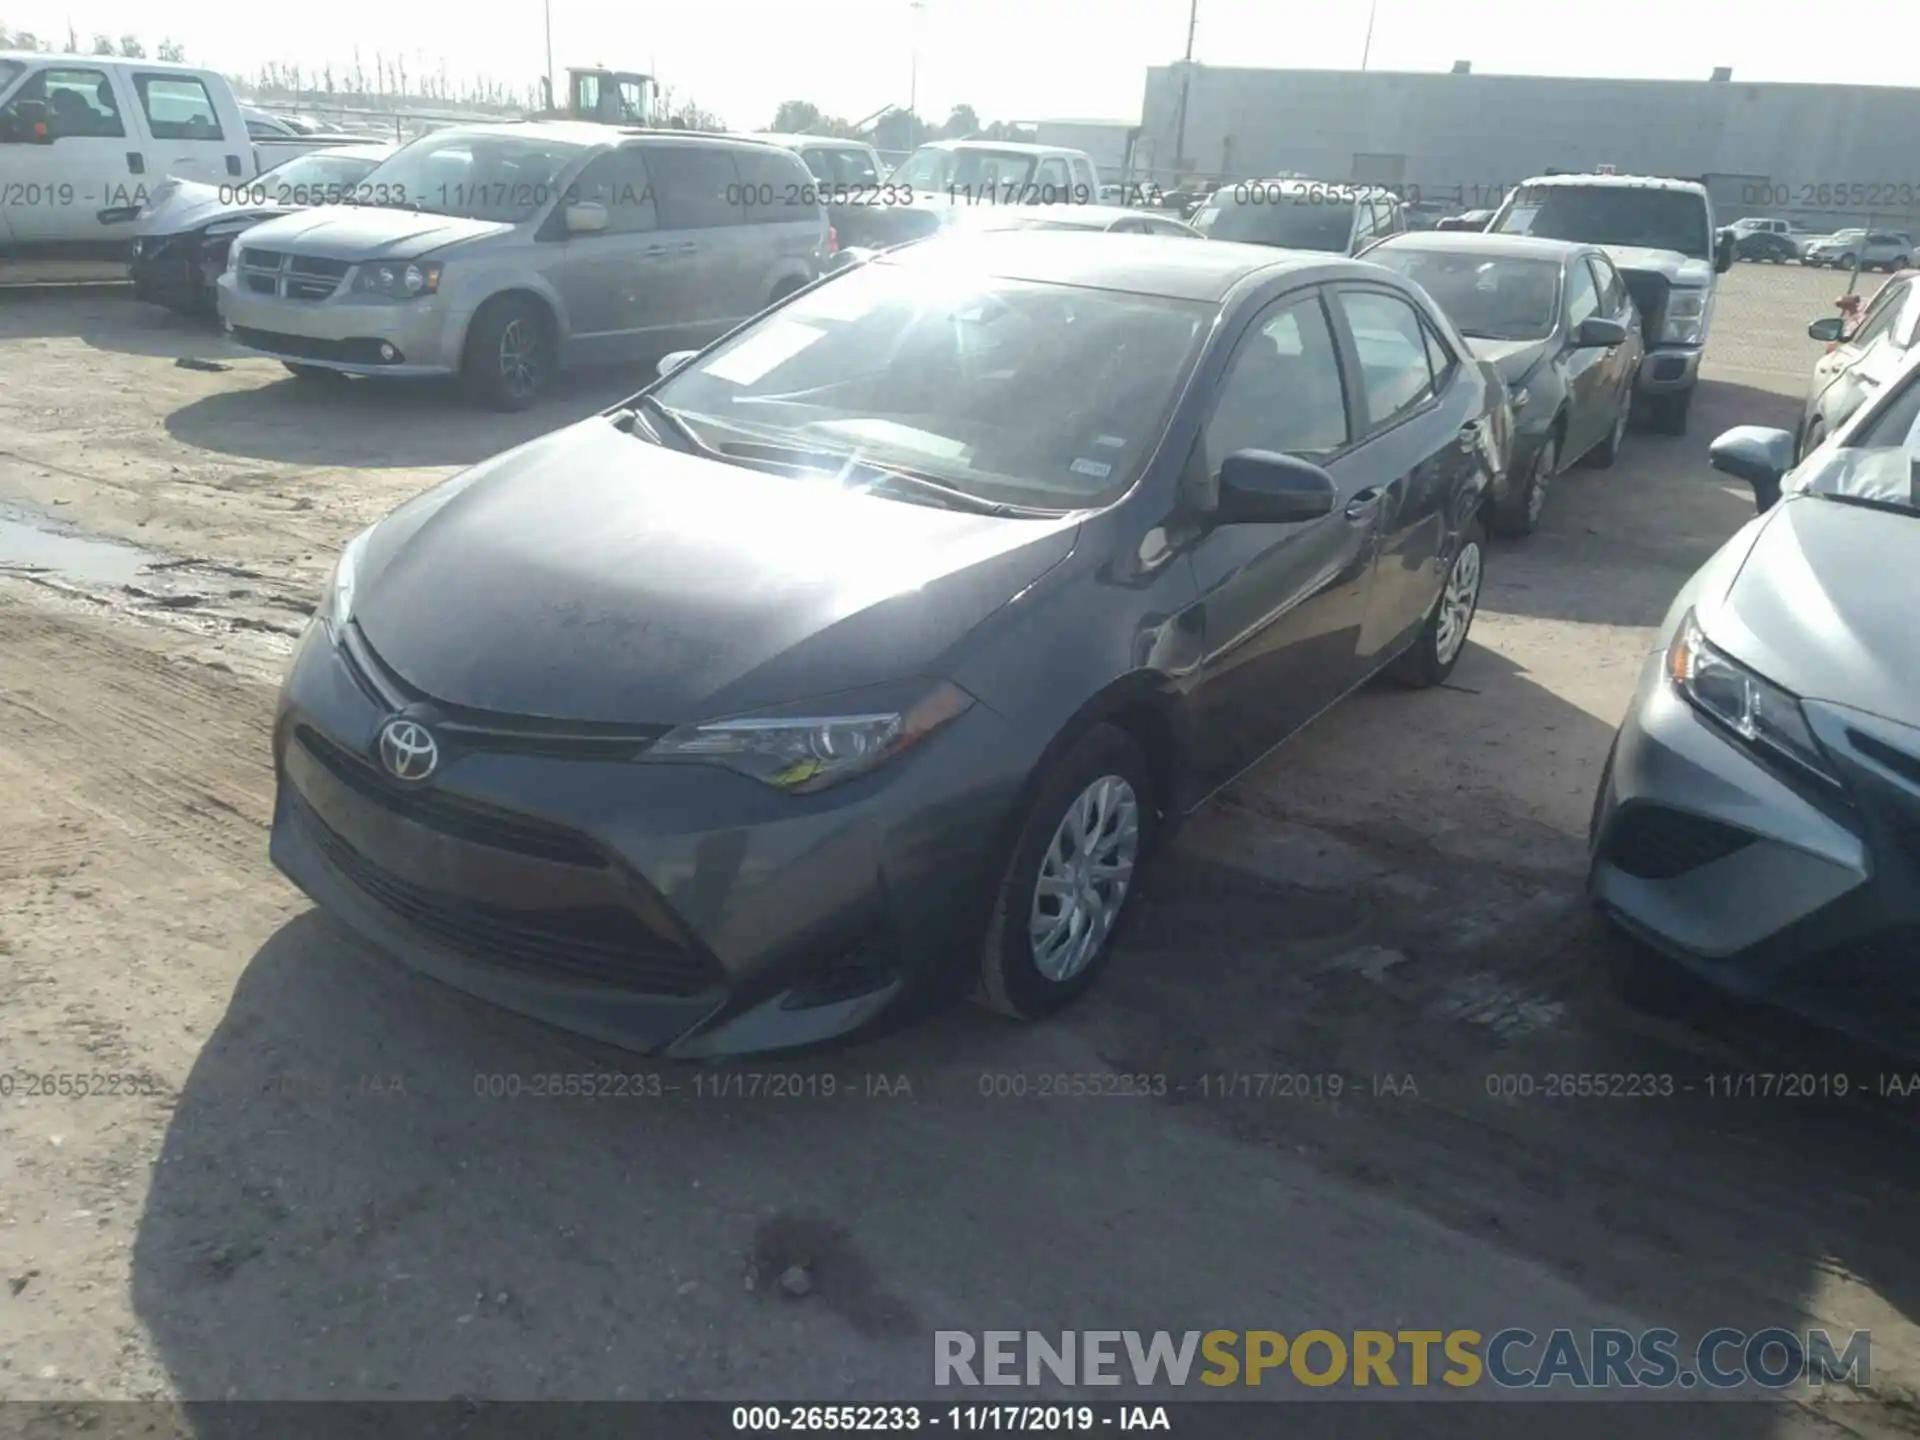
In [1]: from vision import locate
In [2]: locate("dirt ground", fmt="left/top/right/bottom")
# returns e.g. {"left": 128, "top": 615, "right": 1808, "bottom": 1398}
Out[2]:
{"left": 2, "top": 263, "right": 1919, "bottom": 1433}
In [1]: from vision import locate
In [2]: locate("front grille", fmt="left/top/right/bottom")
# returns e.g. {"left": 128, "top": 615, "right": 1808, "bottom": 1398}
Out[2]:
{"left": 302, "top": 804, "right": 720, "bottom": 997}
{"left": 1606, "top": 804, "right": 1755, "bottom": 880}
{"left": 296, "top": 727, "right": 606, "bottom": 868}
{"left": 231, "top": 328, "right": 401, "bottom": 365}
{"left": 236, "top": 247, "right": 350, "bottom": 301}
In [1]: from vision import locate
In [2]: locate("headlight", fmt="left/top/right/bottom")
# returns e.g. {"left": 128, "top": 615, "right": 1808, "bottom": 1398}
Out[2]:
{"left": 649, "top": 680, "right": 975, "bottom": 793}
{"left": 1660, "top": 288, "right": 1706, "bottom": 345}
{"left": 315, "top": 527, "right": 373, "bottom": 641}
{"left": 1666, "top": 610, "right": 1839, "bottom": 787}
{"left": 351, "top": 260, "right": 442, "bottom": 300}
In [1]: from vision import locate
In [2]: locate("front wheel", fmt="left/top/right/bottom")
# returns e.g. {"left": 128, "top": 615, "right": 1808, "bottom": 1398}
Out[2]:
{"left": 461, "top": 296, "right": 553, "bottom": 411}
{"left": 973, "top": 724, "right": 1156, "bottom": 1020}
{"left": 1491, "top": 431, "right": 1554, "bottom": 537}
{"left": 1388, "top": 515, "right": 1486, "bottom": 689}
{"left": 1647, "top": 387, "right": 1692, "bottom": 437}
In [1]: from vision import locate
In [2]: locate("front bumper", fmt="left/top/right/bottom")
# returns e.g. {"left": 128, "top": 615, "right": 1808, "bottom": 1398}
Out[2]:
{"left": 129, "top": 232, "right": 222, "bottom": 310}
{"left": 216, "top": 271, "right": 468, "bottom": 377}
{"left": 1590, "top": 649, "right": 1920, "bottom": 1043}
{"left": 1636, "top": 344, "right": 1701, "bottom": 395}
{"left": 268, "top": 619, "right": 1025, "bottom": 1057}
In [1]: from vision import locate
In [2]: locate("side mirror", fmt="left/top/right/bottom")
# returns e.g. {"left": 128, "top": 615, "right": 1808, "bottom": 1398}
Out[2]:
{"left": 1707, "top": 426, "right": 1794, "bottom": 513}
{"left": 564, "top": 201, "right": 609, "bottom": 234}
{"left": 1214, "top": 450, "right": 1338, "bottom": 525}
{"left": 1714, "top": 230, "right": 1736, "bottom": 274}
{"left": 1573, "top": 316, "right": 1628, "bottom": 349}
{"left": 1807, "top": 315, "right": 1845, "bottom": 343}
{"left": 656, "top": 350, "right": 697, "bottom": 380}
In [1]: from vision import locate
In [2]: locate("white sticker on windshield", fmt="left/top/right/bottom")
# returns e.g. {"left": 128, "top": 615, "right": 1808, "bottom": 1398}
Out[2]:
{"left": 1070, "top": 458, "right": 1112, "bottom": 479}
{"left": 1094, "top": 434, "right": 1127, "bottom": 448}
{"left": 704, "top": 320, "right": 825, "bottom": 385}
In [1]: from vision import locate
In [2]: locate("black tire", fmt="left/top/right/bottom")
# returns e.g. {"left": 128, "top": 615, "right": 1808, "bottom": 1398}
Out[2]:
{"left": 1491, "top": 430, "right": 1555, "bottom": 537}
{"left": 1892, "top": 256, "right": 1911, "bottom": 272}
{"left": 1388, "top": 514, "right": 1487, "bottom": 689}
{"left": 768, "top": 277, "right": 805, "bottom": 307}
{"left": 1648, "top": 387, "right": 1692, "bottom": 437}
{"left": 460, "top": 295, "right": 553, "bottom": 411}
{"left": 1835, "top": 254, "right": 1856, "bottom": 271}
{"left": 973, "top": 724, "right": 1157, "bottom": 1021}
{"left": 1582, "top": 389, "right": 1629, "bottom": 470}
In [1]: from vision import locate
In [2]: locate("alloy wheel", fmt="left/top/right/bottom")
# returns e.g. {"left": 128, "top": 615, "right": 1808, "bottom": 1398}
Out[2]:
{"left": 498, "top": 319, "right": 541, "bottom": 401}
{"left": 1434, "top": 539, "right": 1483, "bottom": 668}
{"left": 1027, "top": 774, "right": 1141, "bottom": 983}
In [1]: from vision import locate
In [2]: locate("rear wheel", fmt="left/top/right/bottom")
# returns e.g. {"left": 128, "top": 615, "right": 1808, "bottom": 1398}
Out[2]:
{"left": 461, "top": 296, "right": 553, "bottom": 411}
{"left": 1388, "top": 516, "right": 1486, "bottom": 688}
{"left": 973, "top": 724, "right": 1156, "bottom": 1020}
{"left": 1891, "top": 255, "right": 1911, "bottom": 272}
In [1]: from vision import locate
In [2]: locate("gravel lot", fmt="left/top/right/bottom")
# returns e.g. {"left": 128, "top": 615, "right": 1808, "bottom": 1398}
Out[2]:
{"left": 1, "top": 263, "right": 1917, "bottom": 1434}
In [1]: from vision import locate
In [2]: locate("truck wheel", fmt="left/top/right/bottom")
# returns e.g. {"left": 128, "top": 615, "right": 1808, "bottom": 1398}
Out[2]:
{"left": 461, "top": 296, "right": 553, "bottom": 411}
{"left": 1649, "top": 388, "right": 1692, "bottom": 437}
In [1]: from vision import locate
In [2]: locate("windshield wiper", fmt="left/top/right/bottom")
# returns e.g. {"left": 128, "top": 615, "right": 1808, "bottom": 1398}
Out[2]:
{"left": 609, "top": 395, "right": 716, "bottom": 456}
{"left": 716, "top": 440, "right": 1060, "bottom": 517}
{"left": 1818, "top": 491, "right": 1920, "bottom": 519}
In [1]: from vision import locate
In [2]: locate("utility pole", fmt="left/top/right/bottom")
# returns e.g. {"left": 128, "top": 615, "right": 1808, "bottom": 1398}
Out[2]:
{"left": 544, "top": 0, "right": 556, "bottom": 115}
{"left": 1172, "top": 0, "right": 1198, "bottom": 181}
{"left": 908, "top": 0, "right": 926, "bottom": 126}
{"left": 1360, "top": 0, "right": 1379, "bottom": 70}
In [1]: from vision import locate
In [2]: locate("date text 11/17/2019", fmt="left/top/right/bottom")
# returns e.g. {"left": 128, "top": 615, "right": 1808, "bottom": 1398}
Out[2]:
{"left": 1, "top": 181, "right": 147, "bottom": 210}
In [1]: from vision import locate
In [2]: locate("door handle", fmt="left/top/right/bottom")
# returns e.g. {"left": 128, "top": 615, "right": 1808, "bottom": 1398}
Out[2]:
{"left": 1344, "top": 488, "right": 1385, "bottom": 522}
{"left": 126, "top": 152, "right": 145, "bottom": 174}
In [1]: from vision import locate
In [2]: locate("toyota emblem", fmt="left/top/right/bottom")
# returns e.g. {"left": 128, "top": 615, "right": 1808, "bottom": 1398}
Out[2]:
{"left": 377, "top": 718, "right": 439, "bottom": 783}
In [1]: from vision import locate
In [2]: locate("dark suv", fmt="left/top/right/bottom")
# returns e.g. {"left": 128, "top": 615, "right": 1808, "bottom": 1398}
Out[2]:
{"left": 1191, "top": 180, "right": 1406, "bottom": 255}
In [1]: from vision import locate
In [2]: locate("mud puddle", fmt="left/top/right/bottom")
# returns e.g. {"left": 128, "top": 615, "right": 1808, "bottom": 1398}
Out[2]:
{"left": 0, "top": 501, "right": 304, "bottom": 676}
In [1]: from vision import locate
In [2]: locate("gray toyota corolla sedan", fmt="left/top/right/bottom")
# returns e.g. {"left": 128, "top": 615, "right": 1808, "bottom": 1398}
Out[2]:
{"left": 270, "top": 230, "right": 1505, "bottom": 1057}
{"left": 1589, "top": 347, "right": 1920, "bottom": 1044}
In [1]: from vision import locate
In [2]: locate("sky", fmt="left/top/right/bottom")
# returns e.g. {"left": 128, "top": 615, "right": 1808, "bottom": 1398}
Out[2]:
{"left": 10, "top": 0, "right": 1919, "bottom": 130}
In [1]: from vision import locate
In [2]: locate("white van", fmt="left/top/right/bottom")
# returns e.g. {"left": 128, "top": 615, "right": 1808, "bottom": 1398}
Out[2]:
{"left": 0, "top": 52, "right": 257, "bottom": 252}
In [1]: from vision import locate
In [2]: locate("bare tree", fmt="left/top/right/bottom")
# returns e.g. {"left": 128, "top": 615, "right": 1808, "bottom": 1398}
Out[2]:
{"left": 91, "top": 33, "right": 115, "bottom": 54}
{"left": 155, "top": 38, "right": 184, "bottom": 61}
{"left": 116, "top": 35, "right": 144, "bottom": 58}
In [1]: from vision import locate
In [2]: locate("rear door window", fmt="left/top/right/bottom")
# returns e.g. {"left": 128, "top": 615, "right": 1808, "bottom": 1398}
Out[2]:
{"left": 648, "top": 144, "right": 743, "bottom": 229}
{"left": 134, "top": 73, "right": 224, "bottom": 141}
{"left": 734, "top": 145, "right": 821, "bottom": 224}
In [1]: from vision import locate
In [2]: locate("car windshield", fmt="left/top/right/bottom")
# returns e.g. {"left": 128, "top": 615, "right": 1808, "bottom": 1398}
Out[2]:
{"left": 890, "top": 147, "right": 1038, "bottom": 193}
{"left": 259, "top": 150, "right": 384, "bottom": 189}
{"left": 649, "top": 257, "right": 1213, "bottom": 509}
{"left": 1493, "top": 185, "right": 1711, "bottom": 260}
{"left": 351, "top": 132, "right": 585, "bottom": 221}
{"left": 1366, "top": 249, "right": 1562, "bottom": 341}
{"left": 1191, "top": 196, "right": 1354, "bottom": 251}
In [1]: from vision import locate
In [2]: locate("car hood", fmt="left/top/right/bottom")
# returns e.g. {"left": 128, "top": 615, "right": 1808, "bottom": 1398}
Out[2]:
{"left": 231, "top": 205, "right": 511, "bottom": 260}
{"left": 1703, "top": 480, "right": 1920, "bottom": 725}
{"left": 137, "top": 180, "right": 286, "bottom": 237}
{"left": 1462, "top": 336, "right": 1553, "bottom": 385}
{"left": 351, "top": 419, "right": 1083, "bottom": 724}
{"left": 1597, "top": 245, "right": 1713, "bottom": 287}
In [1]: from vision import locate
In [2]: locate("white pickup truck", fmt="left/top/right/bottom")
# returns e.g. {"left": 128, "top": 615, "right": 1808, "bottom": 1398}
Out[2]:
{"left": 0, "top": 52, "right": 380, "bottom": 255}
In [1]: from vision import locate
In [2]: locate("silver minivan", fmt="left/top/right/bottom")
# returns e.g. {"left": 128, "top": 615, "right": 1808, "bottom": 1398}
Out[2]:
{"left": 216, "top": 122, "right": 831, "bottom": 409}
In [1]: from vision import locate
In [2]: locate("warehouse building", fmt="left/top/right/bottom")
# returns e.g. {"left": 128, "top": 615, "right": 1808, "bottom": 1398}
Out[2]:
{"left": 1135, "top": 65, "right": 1920, "bottom": 229}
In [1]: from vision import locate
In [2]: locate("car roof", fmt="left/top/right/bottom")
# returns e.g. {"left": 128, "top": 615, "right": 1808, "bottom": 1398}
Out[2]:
{"left": 1511, "top": 173, "right": 1708, "bottom": 196}
{"left": 879, "top": 229, "right": 1369, "bottom": 302}
{"left": 755, "top": 132, "right": 876, "bottom": 150}
{"left": 950, "top": 204, "right": 1178, "bottom": 229}
{"left": 1369, "top": 231, "right": 1590, "bottom": 262}
{"left": 916, "top": 139, "right": 1070, "bottom": 156}
{"left": 0, "top": 50, "right": 201, "bottom": 71}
